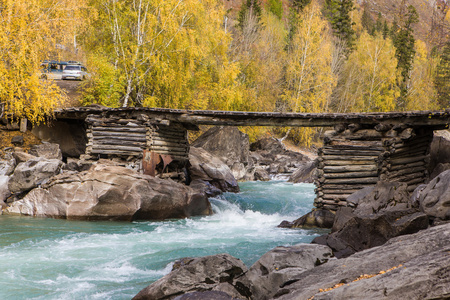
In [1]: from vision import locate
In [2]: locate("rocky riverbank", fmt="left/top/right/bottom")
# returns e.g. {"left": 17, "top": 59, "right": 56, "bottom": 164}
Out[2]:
{"left": 133, "top": 171, "right": 450, "bottom": 299}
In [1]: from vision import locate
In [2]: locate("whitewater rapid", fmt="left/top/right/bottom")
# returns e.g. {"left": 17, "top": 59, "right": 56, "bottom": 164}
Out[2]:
{"left": 0, "top": 181, "right": 326, "bottom": 299}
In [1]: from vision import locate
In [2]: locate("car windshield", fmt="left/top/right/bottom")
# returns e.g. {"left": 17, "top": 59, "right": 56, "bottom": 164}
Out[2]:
{"left": 65, "top": 65, "right": 81, "bottom": 71}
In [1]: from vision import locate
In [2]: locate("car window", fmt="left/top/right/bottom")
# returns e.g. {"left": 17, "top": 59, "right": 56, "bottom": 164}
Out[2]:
{"left": 65, "top": 65, "right": 81, "bottom": 71}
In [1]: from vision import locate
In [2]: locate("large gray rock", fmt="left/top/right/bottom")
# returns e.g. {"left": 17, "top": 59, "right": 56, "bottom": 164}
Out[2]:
{"left": 133, "top": 254, "right": 250, "bottom": 300}
{"left": 188, "top": 147, "right": 239, "bottom": 194}
{"left": 192, "top": 127, "right": 251, "bottom": 181}
{"left": 0, "top": 175, "right": 10, "bottom": 208}
{"left": 0, "top": 153, "right": 16, "bottom": 176}
{"left": 429, "top": 130, "right": 450, "bottom": 174}
{"left": 4, "top": 164, "right": 212, "bottom": 221}
{"left": 249, "top": 138, "right": 310, "bottom": 179}
{"left": 288, "top": 159, "right": 318, "bottom": 183}
{"left": 274, "top": 223, "right": 450, "bottom": 300}
{"left": 245, "top": 244, "right": 333, "bottom": 300}
{"left": 28, "top": 143, "right": 63, "bottom": 160}
{"left": 313, "top": 182, "right": 428, "bottom": 258}
{"left": 417, "top": 169, "right": 450, "bottom": 221}
{"left": 279, "top": 209, "right": 335, "bottom": 229}
{"left": 8, "top": 157, "right": 63, "bottom": 193}
{"left": 352, "top": 181, "right": 413, "bottom": 216}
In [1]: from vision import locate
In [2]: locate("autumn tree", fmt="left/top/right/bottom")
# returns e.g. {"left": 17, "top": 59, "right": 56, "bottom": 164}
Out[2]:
{"left": 332, "top": 31, "right": 399, "bottom": 112}
{"left": 0, "top": 0, "right": 88, "bottom": 123}
{"left": 404, "top": 40, "right": 438, "bottom": 110}
{"left": 435, "top": 41, "right": 450, "bottom": 108}
{"left": 82, "top": 0, "right": 241, "bottom": 110}
{"left": 282, "top": 1, "right": 335, "bottom": 144}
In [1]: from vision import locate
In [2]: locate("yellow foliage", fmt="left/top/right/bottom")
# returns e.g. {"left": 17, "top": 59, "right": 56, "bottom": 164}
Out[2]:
{"left": 404, "top": 39, "right": 438, "bottom": 111}
{"left": 0, "top": 0, "right": 89, "bottom": 123}
{"left": 334, "top": 31, "right": 399, "bottom": 112}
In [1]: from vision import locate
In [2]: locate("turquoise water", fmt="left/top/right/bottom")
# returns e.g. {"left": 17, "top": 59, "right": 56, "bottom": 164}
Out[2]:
{"left": 0, "top": 181, "right": 325, "bottom": 300}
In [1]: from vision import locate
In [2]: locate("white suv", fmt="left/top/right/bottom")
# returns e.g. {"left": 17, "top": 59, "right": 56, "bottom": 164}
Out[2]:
{"left": 62, "top": 64, "right": 88, "bottom": 80}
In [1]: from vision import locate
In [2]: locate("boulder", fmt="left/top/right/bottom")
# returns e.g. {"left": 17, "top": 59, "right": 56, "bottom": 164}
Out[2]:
{"left": 245, "top": 244, "right": 333, "bottom": 300}
{"left": 253, "top": 167, "right": 270, "bottom": 181}
{"left": 11, "top": 135, "right": 24, "bottom": 146}
{"left": 28, "top": 143, "right": 63, "bottom": 160}
{"left": 313, "top": 211, "right": 429, "bottom": 258}
{"left": 416, "top": 169, "right": 450, "bottom": 221}
{"left": 352, "top": 181, "right": 413, "bottom": 216}
{"left": 8, "top": 157, "right": 63, "bottom": 193}
{"left": 192, "top": 127, "right": 251, "bottom": 181}
{"left": 288, "top": 159, "right": 318, "bottom": 183}
{"left": 249, "top": 138, "right": 310, "bottom": 179}
{"left": 133, "top": 253, "right": 250, "bottom": 300}
{"left": 429, "top": 130, "right": 450, "bottom": 174}
{"left": 273, "top": 223, "right": 450, "bottom": 300}
{"left": 12, "top": 150, "right": 36, "bottom": 163}
{"left": 0, "top": 175, "right": 10, "bottom": 208}
{"left": 0, "top": 153, "right": 16, "bottom": 176}
{"left": 188, "top": 147, "right": 239, "bottom": 194}
{"left": 174, "top": 291, "right": 239, "bottom": 300}
{"left": 279, "top": 209, "right": 335, "bottom": 229}
{"left": 313, "top": 181, "right": 428, "bottom": 258}
{"left": 4, "top": 164, "right": 212, "bottom": 221}
{"left": 429, "top": 162, "right": 450, "bottom": 180}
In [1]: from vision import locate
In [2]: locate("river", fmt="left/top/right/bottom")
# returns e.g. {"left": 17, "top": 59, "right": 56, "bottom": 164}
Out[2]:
{"left": 0, "top": 181, "right": 326, "bottom": 300}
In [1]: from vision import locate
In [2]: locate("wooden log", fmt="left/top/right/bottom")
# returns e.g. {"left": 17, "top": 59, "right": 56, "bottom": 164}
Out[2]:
{"left": 320, "top": 149, "right": 383, "bottom": 156}
{"left": 322, "top": 194, "right": 351, "bottom": 200}
{"left": 404, "top": 177, "right": 427, "bottom": 187}
{"left": 323, "top": 165, "right": 378, "bottom": 173}
{"left": 151, "top": 140, "right": 188, "bottom": 147}
{"left": 322, "top": 177, "right": 379, "bottom": 184}
{"left": 323, "top": 171, "right": 379, "bottom": 179}
{"left": 389, "top": 161, "right": 425, "bottom": 171}
{"left": 91, "top": 126, "right": 147, "bottom": 133}
{"left": 391, "top": 149, "right": 428, "bottom": 159}
{"left": 90, "top": 131, "right": 146, "bottom": 138}
{"left": 348, "top": 123, "right": 362, "bottom": 133}
{"left": 328, "top": 140, "right": 383, "bottom": 148}
{"left": 318, "top": 199, "right": 348, "bottom": 206}
{"left": 322, "top": 157, "right": 377, "bottom": 166}
{"left": 321, "top": 155, "right": 379, "bottom": 161}
{"left": 387, "top": 166, "right": 427, "bottom": 178}
{"left": 92, "top": 136, "right": 147, "bottom": 142}
{"left": 319, "top": 184, "right": 373, "bottom": 190}
{"left": 91, "top": 145, "right": 144, "bottom": 152}
{"left": 389, "top": 171, "right": 426, "bottom": 182}
{"left": 90, "top": 149, "right": 142, "bottom": 156}
{"left": 389, "top": 155, "right": 428, "bottom": 165}
{"left": 317, "top": 188, "right": 360, "bottom": 195}
{"left": 88, "top": 140, "right": 146, "bottom": 147}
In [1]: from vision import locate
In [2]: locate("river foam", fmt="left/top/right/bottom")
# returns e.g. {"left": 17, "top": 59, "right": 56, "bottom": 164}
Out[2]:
{"left": 0, "top": 181, "right": 325, "bottom": 300}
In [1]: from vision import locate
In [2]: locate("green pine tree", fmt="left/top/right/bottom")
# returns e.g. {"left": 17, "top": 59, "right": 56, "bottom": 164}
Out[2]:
{"left": 237, "top": 0, "right": 262, "bottom": 30}
{"left": 383, "top": 20, "right": 389, "bottom": 39}
{"left": 392, "top": 5, "right": 419, "bottom": 107}
{"left": 435, "top": 42, "right": 450, "bottom": 108}
{"left": 324, "top": 0, "right": 356, "bottom": 53}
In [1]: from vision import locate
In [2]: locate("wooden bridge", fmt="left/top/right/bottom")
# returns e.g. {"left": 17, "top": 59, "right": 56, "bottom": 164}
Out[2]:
{"left": 54, "top": 106, "right": 450, "bottom": 211}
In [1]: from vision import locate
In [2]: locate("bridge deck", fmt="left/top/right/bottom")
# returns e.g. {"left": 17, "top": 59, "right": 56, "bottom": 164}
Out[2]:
{"left": 55, "top": 107, "right": 450, "bottom": 129}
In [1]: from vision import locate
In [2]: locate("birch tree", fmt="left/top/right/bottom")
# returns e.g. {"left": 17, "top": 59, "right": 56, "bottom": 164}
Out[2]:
{"left": 0, "top": 0, "right": 88, "bottom": 123}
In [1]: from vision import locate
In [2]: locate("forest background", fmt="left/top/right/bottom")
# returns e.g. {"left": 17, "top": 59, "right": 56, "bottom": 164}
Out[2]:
{"left": 1, "top": 0, "right": 450, "bottom": 145}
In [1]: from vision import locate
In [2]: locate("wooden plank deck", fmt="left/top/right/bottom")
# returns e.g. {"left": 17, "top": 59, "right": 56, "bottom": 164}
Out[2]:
{"left": 55, "top": 107, "right": 450, "bottom": 129}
